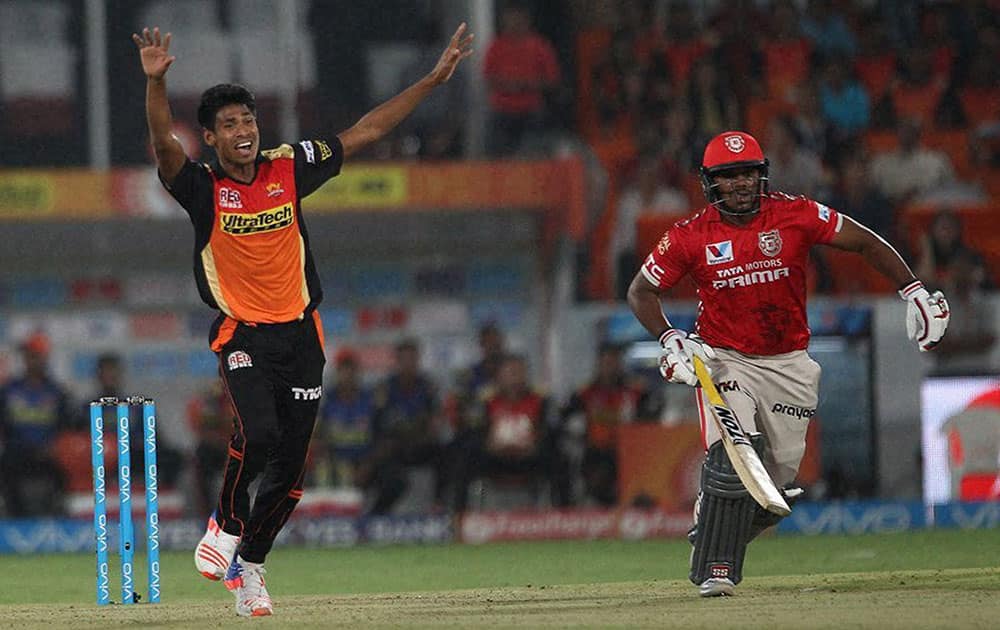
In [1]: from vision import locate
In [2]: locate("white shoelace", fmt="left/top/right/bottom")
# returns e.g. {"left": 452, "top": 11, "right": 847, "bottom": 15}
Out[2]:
{"left": 240, "top": 564, "right": 270, "bottom": 602}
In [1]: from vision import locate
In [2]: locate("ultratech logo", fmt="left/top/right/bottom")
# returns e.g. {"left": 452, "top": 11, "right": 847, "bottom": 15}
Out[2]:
{"left": 220, "top": 204, "right": 294, "bottom": 235}
{"left": 771, "top": 402, "right": 816, "bottom": 419}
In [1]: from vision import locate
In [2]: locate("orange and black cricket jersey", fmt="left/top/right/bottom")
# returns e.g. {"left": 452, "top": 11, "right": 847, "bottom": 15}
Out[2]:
{"left": 161, "top": 138, "right": 342, "bottom": 331}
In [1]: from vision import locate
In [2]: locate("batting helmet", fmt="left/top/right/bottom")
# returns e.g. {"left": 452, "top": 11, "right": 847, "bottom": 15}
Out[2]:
{"left": 700, "top": 131, "right": 769, "bottom": 215}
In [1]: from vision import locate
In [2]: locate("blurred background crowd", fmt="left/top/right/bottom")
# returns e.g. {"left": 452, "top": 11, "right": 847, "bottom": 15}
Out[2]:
{"left": 0, "top": 0, "right": 998, "bottom": 520}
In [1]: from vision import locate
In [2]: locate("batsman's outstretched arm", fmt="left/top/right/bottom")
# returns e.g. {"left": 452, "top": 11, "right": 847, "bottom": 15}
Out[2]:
{"left": 826, "top": 215, "right": 917, "bottom": 287}
{"left": 828, "top": 215, "right": 950, "bottom": 351}
{"left": 337, "top": 23, "right": 474, "bottom": 159}
{"left": 132, "top": 27, "right": 186, "bottom": 185}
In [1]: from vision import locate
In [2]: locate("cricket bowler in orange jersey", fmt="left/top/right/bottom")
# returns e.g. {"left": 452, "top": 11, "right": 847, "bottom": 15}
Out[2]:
{"left": 134, "top": 23, "right": 473, "bottom": 616}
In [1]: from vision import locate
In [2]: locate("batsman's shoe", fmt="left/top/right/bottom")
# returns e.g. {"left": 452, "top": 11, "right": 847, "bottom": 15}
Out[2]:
{"left": 699, "top": 577, "right": 735, "bottom": 597}
{"left": 225, "top": 556, "right": 273, "bottom": 617}
{"left": 195, "top": 514, "right": 240, "bottom": 580}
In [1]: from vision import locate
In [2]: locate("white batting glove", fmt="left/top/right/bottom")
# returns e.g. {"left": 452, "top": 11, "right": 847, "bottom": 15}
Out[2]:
{"left": 658, "top": 329, "right": 717, "bottom": 386}
{"left": 899, "top": 280, "right": 950, "bottom": 352}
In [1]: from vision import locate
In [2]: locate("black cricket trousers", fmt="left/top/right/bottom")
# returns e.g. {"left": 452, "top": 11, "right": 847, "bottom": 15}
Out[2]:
{"left": 212, "top": 313, "right": 326, "bottom": 563}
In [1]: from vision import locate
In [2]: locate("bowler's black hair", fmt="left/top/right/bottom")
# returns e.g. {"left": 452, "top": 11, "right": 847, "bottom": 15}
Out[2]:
{"left": 197, "top": 83, "right": 256, "bottom": 130}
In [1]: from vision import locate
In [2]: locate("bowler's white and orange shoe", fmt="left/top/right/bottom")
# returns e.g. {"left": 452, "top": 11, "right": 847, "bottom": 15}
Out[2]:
{"left": 225, "top": 555, "right": 273, "bottom": 617}
{"left": 194, "top": 513, "right": 240, "bottom": 580}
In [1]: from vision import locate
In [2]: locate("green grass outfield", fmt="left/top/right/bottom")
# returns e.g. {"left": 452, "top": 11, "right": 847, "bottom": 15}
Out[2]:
{"left": 0, "top": 528, "right": 998, "bottom": 628}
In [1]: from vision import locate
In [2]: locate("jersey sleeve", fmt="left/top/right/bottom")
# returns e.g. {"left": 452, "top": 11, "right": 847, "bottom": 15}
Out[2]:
{"left": 294, "top": 137, "right": 345, "bottom": 197}
{"left": 158, "top": 159, "right": 214, "bottom": 224}
{"left": 639, "top": 226, "right": 691, "bottom": 289}
{"left": 799, "top": 198, "right": 843, "bottom": 245}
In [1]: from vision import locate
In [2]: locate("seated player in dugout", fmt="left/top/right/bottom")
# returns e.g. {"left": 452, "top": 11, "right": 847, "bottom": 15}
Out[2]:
{"left": 627, "top": 130, "right": 951, "bottom": 597}
{"left": 133, "top": 25, "right": 473, "bottom": 618}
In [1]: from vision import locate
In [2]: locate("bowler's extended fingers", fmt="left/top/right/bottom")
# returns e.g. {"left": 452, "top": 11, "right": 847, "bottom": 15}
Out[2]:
{"left": 451, "top": 22, "right": 467, "bottom": 44}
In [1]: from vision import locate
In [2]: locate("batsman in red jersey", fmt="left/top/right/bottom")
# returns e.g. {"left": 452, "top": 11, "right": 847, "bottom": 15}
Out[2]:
{"left": 628, "top": 131, "right": 951, "bottom": 597}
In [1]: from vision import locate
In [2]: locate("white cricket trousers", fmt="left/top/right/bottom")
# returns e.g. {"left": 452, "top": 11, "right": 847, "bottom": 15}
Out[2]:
{"left": 696, "top": 348, "right": 821, "bottom": 486}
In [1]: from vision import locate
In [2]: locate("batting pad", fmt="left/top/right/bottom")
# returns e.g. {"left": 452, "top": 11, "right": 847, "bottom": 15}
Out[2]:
{"left": 689, "top": 441, "right": 756, "bottom": 585}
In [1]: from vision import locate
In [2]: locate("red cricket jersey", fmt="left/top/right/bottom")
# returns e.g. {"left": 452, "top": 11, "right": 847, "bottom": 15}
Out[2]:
{"left": 641, "top": 193, "right": 843, "bottom": 355}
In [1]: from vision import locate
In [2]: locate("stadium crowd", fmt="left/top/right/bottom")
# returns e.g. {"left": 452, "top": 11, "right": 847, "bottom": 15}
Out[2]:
{"left": 0, "top": 0, "right": 998, "bottom": 518}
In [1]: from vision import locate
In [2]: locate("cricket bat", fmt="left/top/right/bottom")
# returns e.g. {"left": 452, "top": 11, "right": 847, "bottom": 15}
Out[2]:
{"left": 692, "top": 355, "right": 791, "bottom": 516}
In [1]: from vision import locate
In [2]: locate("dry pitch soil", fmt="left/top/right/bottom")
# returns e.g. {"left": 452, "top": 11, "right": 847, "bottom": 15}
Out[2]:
{"left": 2, "top": 567, "right": 998, "bottom": 629}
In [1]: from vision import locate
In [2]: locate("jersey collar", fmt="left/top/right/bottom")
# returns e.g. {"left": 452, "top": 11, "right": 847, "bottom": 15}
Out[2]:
{"left": 208, "top": 153, "right": 267, "bottom": 185}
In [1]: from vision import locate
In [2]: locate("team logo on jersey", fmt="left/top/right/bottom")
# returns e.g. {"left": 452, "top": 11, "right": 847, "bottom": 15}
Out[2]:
{"left": 315, "top": 140, "right": 333, "bottom": 161}
{"left": 758, "top": 229, "right": 782, "bottom": 257}
{"left": 266, "top": 182, "right": 285, "bottom": 198}
{"left": 724, "top": 135, "right": 745, "bottom": 153}
{"left": 220, "top": 204, "right": 294, "bottom": 236}
{"left": 227, "top": 351, "right": 253, "bottom": 371}
{"left": 705, "top": 240, "right": 734, "bottom": 265}
{"left": 656, "top": 234, "right": 671, "bottom": 255}
{"left": 816, "top": 202, "right": 831, "bottom": 222}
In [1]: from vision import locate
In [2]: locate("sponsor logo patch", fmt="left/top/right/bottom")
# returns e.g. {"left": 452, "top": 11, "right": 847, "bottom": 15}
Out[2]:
{"left": 816, "top": 202, "right": 831, "bottom": 222}
{"left": 715, "top": 380, "right": 740, "bottom": 393}
{"left": 220, "top": 204, "right": 294, "bottom": 235}
{"left": 227, "top": 351, "right": 253, "bottom": 371}
{"left": 642, "top": 254, "right": 666, "bottom": 285}
{"left": 705, "top": 240, "right": 734, "bottom": 265}
{"left": 292, "top": 386, "right": 323, "bottom": 401}
{"left": 758, "top": 229, "right": 782, "bottom": 257}
{"left": 299, "top": 140, "right": 315, "bottom": 164}
{"left": 709, "top": 563, "right": 731, "bottom": 578}
{"left": 771, "top": 402, "right": 816, "bottom": 419}
{"left": 266, "top": 182, "right": 284, "bottom": 198}
{"left": 218, "top": 188, "right": 243, "bottom": 209}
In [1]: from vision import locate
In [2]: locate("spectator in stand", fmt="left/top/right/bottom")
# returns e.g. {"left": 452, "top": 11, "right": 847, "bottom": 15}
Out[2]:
{"left": 686, "top": 56, "right": 741, "bottom": 147}
{"left": 483, "top": 4, "right": 560, "bottom": 156}
{"left": 790, "top": 80, "right": 831, "bottom": 162}
{"left": 956, "top": 42, "right": 1000, "bottom": 129}
{"left": 827, "top": 152, "right": 897, "bottom": 249}
{"left": 447, "top": 322, "right": 508, "bottom": 444}
{"left": 660, "top": 1, "right": 710, "bottom": 86}
{"left": 869, "top": 118, "right": 956, "bottom": 206}
{"left": 462, "top": 322, "right": 507, "bottom": 400}
{"left": 657, "top": 98, "right": 701, "bottom": 174}
{"left": 706, "top": 0, "right": 764, "bottom": 105}
{"left": 317, "top": 348, "right": 375, "bottom": 488}
{"left": 915, "top": 210, "right": 993, "bottom": 292}
{"left": 929, "top": 249, "right": 997, "bottom": 376}
{"left": 764, "top": 115, "right": 827, "bottom": 199}
{"left": 799, "top": 0, "right": 858, "bottom": 62}
{"left": 761, "top": 0, "right": 812, "bottom": 103}
{"left": 590, "top": 29, "right": 642, "bottom": 136}
{"left": 0, "top": 333, "right": 72, "bottom": 516}
{"left": 84, "top": 352, "right": 183, "bottom": 488}
{"left": 853, "top": 16, "right": 897, "bottom": 128}
{"left": 612, "top": 156, "right": 689, "bottom": 298}
{"left": 452, "top": 353, "right": 559, "bottom": 511}
{"left": 187, "top": 378, "right": 236, "bottom": 518}
{"left": 889, "top": 47, "right": 948, "bottom": 128}
{"left": 818, "top": 57, "right": 871, "bottom": 147}
{"left": 558, "top": 342, "right": 655, "bottom": 506}
{"left": 365, "top": 338, "right": 445, "bottom": 514}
